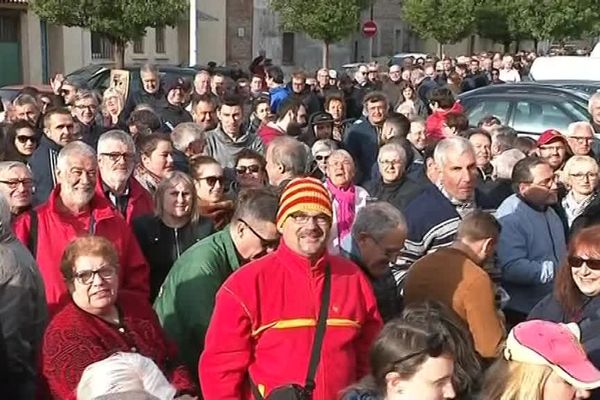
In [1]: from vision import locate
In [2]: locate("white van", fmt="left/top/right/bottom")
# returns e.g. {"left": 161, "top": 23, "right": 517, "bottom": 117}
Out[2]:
{"left": 529, "top": 56, "right": 600, "bottom": 81}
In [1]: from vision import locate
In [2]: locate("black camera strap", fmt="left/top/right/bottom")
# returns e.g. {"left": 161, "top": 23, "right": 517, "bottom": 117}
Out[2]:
{"left": 251, "top": 264, "right": 331, "bottom": 399}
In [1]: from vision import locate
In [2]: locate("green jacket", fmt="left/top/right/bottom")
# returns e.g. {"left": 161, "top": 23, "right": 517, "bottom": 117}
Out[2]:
{"left": 154, "top": 227, "right": 241, "bottom": 374}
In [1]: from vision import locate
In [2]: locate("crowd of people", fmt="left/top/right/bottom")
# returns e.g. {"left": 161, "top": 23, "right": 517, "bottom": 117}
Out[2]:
{"left": 1, "top": 49, "right": 600, "bottom": 400}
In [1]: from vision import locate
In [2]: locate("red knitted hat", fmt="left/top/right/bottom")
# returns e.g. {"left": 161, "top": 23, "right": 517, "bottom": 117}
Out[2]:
{"left": 276, "top": 177, "right": 333, "bottom": 228}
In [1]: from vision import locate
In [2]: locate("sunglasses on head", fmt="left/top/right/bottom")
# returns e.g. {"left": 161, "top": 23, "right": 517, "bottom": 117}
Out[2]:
{"left": 391, "top": 333, "right": 444, "bottom": 368}
{"left": 236, "top": 165, "right": 261, "bottom": 174}
{"left": 16, "top": 135, "right": 38, "bottom": 144}
{"left": 568, "top": 256, "right": 600, "bottom": 270}
{"left": 199, "top": 175, "right": 224, "bottom": 187}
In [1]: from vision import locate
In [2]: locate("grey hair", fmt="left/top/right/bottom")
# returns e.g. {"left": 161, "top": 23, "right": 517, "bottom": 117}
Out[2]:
{"left": 351, "top": 202, "right": 407, "bottom": 242}
{"left": 311, "top": 139, "right": 338, "bottom": 157}
{"left": 434, "top": 137, "right": 475, "bottom": 168}
{"left": 98, "top": 130, "right": 136, "bottom": 154}
{"left": 56, "top": 141, "right": 97, "bottom": 172}
{"left": 0, "top": 194, "right": 12, "bottom": 237}
{"left": 490, "top": 125, "right": 517, "bottom": 138}
{"left": 74, "top": 89, "right": 99, "bottom": 105}
{"left": 269, "top": 136, "right": 308, "bottom": 176}
{"left": 588, "top": 92, "right": 600, "bottom": 114}
{"left": 491, "top": 133, "right": 515, "bottom": 154}
{"left": 328, "top": 149, "right": 354, "bottom": 164}
{"left": 566, "top": 121, "right": 594, "bottom": 137}
{"left": 76, "top": 352, "right": 176, "bottom": 400}
{"left": 232, "top": 187, "right": 279, "bottom": 223}
{"left": 378, "top": 142, "right": 407, "bottom": 167}
{"left": 171, "top": 123, "right": 205, "bottom": 152}
{"left": 491, "top": 148, "right": 525, "bottom": 180}
{"left": 140, "top": 63, "right": 159, "bottom": 75}
{"left": 0, "top": 161, "right": 31, "bottom": 178}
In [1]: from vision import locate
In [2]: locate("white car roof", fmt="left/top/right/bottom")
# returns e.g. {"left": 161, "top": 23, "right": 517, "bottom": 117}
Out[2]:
{"left": 530, "top": 56, "right": 600, "bottom": 81}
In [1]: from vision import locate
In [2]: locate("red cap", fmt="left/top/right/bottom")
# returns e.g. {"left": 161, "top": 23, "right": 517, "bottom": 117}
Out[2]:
{"left": 537, "top": 129, "right": 568, "bottom": 147}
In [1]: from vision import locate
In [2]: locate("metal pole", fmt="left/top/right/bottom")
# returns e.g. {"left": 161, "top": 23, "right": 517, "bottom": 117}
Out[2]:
{"left": 369, "top": 3, "right": 374, "bottom": 61}
{"left": 189, "top": 0, "right": 197, "bottom": 66}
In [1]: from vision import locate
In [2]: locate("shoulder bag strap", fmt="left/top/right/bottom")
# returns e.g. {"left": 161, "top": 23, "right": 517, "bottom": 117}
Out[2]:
{"left": 304, "top": 264, "right": 331, "bottom": 394}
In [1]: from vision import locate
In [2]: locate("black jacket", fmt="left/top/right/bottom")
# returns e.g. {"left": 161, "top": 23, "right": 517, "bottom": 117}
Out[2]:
{"left": 159, "top": 102, "right": 193, "bottom": 132}
{"left": 365, "top": 177, "right": 425, "bottom": 211}
{"left": 79, "top": 118, "right": 108, "bottom": 150}
{"left": 132, "top": 215, "right": 214, "bottom": 301}
{"left": 570, "top": 194, "right": 600, "bottom": 236}
{"left": 29, "top": 135, "right": 62, "bottom": 206}
{"left": 477, "top": 178, "right": 514, "bottom": 209}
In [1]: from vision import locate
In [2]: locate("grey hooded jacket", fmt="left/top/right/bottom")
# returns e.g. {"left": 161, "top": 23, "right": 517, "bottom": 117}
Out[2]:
{"left": 205, "top": 125, "right": 265, "bottom": 170}
{"left": 0, "top": 196, "right": 47, "bottom": 398}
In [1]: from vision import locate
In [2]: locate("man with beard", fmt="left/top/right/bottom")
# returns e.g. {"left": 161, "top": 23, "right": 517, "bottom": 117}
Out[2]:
{"left": 344, "top": 92, "right": 389, "bottom": 185}
{"left": 154, "top": 188, "right": 280, "bottom": 378}
{"left": 72, "top": 90, "right": 105, "bottom": 149}
{"left": 495, "top": 157, "right": 566, "bottom": 326}
{"left": 289, "top": 70, "right": 321, "bottom": 116}
{"left": 536, "top": 130, "right": 569, "bottom": 172}
{"left": 191, "top": 93, "right": 218, "bottom": 132}
{"left": 257, "top": 98, "right": 305, "bottom": 146}
{"left": 95, "top": 130, "right": 153, "bottom": 226}
{"left": 159, "top": 76, "right": 193, "bottom": 132}
{"left": 13, "top": 141, "right": 149, "bottom": 314}
{"left": 199, "top": 177, "right": 382, "bottom": 399}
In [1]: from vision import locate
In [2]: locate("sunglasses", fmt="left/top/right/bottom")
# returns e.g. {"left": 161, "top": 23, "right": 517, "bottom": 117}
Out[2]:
{"left": 315, "top": 155, "right": 330, "bottom": 162}
{"left": 391, "top": 333, "right": 444, "bottom": 368}
{"left": 568, "top": 256, "right": 600, "bottom": 270}
{"left": 236, "top": 165, "right": 261, "bottom": 174}
{"left": 16, "top": 135, "right": 39, "bottom": 144}
{"left": 199, "top": 175, "right": 224, "bottom": 187}
{"left": 239, "top": 218, "right": 279, "bottom": 250}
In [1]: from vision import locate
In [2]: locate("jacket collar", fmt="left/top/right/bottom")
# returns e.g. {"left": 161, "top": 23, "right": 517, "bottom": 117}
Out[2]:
{"left": 40, "top": 134, "right": 63, "bottom": 152}
{"left": 220, "top": 227, "right": 242, "bottom": 271}
{"left": 275, "top": 239, "right": 329, "bottom": 275}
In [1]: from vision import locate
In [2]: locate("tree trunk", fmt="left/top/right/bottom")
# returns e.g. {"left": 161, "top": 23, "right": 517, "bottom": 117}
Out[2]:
{"left": 503, "top": 40, "right": 511, "bottom": 54}
{"left": 322, "top": 41, "right": 330, "bottom": 69}
{"left": 113, "top": 41, "right": 126, "bottom": 69}
{"left": 437, "top": 42, "right": 444, "bottom": 58}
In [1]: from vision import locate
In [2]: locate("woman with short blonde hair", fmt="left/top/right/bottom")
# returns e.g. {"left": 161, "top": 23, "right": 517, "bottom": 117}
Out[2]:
{"left": 560, "top": 155, "right": 599, "bottom": 226}
{"left": 102, "top": 87, "right": 125, "bottom": 128}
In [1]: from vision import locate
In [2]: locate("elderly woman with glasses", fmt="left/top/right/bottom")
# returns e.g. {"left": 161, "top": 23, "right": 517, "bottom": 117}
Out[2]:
{"left": 41, "top": 236, "right": 197, "bottom": 400}
{"left": 324, "top": 149, "right": 369, "bottom": 254}
{"left": 190, "top": 155, "right": 233, "bottom": 230}
{"left": 559, "top": 155, "right": 599, "bottom": 227}
{"left": 133, "top": 172, "right": 214, "bottom": 301}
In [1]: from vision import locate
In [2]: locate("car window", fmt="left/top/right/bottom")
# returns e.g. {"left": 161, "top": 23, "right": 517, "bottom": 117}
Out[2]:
{"left": 512, "top": 101, "right": 578, "bottom": 134}
{"left": 462, "top": 99, "right": 510, "bottom": 126}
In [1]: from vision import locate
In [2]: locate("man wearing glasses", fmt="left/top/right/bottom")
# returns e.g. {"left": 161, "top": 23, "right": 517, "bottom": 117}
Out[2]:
{"left": 565, "top": 121, "right": 596, "bottom": 157}
{"left": 496, "top": 157, "right": 567, "bottom": 327}
{"left": 0, "top": 161, "right": 34, "bottom": 219}
{"left": 199, "top": 177, "right": 382, "bottom": 399}
{"left": 154, "top": 188, "right": 280, "bottom": 377}
{"left": 72, "top": 89, "right": 105, "bottom": 150}
{"left": 95, "top": 130, "right": 153, "bottom": 226}
{"left": 536, "top": 129, "right": 569, "bottom": 172}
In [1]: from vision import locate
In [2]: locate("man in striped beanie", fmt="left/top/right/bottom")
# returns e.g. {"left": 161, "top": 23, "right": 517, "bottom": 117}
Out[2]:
{"left": 200, "top": 176, "right": 383, "bottom": 399}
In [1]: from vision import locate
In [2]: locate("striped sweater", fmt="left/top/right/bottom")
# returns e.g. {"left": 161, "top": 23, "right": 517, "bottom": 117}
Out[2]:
{"left": 394, "top": 184, "right": 496, "bottom": 287}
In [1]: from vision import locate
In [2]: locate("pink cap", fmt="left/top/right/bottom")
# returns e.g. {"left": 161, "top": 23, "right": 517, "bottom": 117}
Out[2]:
{"left": 505, "top": 320, "right": 600, "bottom": 390}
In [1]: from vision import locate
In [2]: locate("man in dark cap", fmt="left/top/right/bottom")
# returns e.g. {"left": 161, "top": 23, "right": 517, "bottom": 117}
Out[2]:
{"left": 158, "top": 75, "right": 194, "bottom": 131}
{"left": 299, "top": 111, "right": 335, "bottom": 147}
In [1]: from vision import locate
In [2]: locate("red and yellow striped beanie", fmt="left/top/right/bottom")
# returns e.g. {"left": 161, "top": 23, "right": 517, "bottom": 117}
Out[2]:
{"left": 276, "top": 177, "right": 333, "bottom": 228}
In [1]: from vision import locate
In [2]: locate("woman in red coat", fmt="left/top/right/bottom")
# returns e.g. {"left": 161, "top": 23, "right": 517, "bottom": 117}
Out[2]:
{"left": 41, "top": 236, "right": 197, "bottom": 400}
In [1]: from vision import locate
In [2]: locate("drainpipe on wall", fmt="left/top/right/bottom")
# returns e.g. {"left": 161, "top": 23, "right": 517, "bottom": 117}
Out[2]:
{"left": 40, "top": 19, "right": 49, "bottom": 83}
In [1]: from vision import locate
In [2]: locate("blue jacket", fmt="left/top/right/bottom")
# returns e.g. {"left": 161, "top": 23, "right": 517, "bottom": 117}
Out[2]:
{"left": 496, "top": 194, "right": 567, "bottom": 314}
{"left": 269, "top": 86, "right": 290, "bottom": 113}
{"left": 29, "top": 135, "right": 62, "bottom": 206}
{"left": 343, "top": 119, "right": 379, "bottom": 185}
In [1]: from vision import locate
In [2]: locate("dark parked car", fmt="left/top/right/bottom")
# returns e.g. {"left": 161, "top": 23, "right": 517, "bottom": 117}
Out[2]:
{"left": 458, "top": 83, "right": 591, "bottom": 137}
{"left": 532, "top": 80, "right": 600, "bottom": 96}
{"left": 65, "top": 64, "right": 197, "bottom": 95}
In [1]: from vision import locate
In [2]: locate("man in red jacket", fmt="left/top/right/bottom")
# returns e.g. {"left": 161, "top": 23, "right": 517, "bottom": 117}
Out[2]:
{"left": 199, "top": 177, "right": 383, "bottom": 399}
{"left": 14, "top": 141, "right": 150, "bottom": 313}
{"left": 95, "top": 129, "right": 153, "bottom": 225}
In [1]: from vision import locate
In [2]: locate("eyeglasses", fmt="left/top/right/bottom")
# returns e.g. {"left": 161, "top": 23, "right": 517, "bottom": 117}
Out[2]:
{"left": 236, "top": 165, "right": 261, "bottom": 175}
{"left": 73, "top": 265, "right": 116, "bottom": 285}
{"left": 391, "top": 333, "right": 445, "bottom": 368}
{"left": 100, "top": 152, "right": 135, "bottom": 163}
{"left": 16, "top": 135, "right": 39, "bottom": 144}
{"left": 239, "top": 218, "right": 279, "bottom": 250}
{"left": 315, "top": 155, "right": 330, "bottom": 162}
{"left": 570, "top": 172, "right": 598, "bottom": 180}
{"left": 379, "top": 159, "right": 403, "bottom": 167}
{"left": 570, "top": 136, "right": 594, "bottom": 144}
{"left": 371, "top": 237, "right": 402, "bottom": 260}
{"left": 0, "top": 178, "right": 33, "bottom": 189}
{"left": 198, "top": 175, "right": 224, "bottom": 187}
{"left": 288, "top": 212, "right": 331, "bottom": 226}
{"left": 75, "top": 104, "right": 98, "bottom": 111}
{"left": 568, "top": 256, "right": 600, "bottom": 270}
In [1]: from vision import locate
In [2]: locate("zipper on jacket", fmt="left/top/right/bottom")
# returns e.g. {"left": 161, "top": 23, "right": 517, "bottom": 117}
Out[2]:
{"left": 174, "top": 228, "right": 181, "bottom": 258}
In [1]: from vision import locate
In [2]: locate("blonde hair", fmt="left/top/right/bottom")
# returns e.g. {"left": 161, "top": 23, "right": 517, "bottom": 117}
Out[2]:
{"left": 102, "top": 87, "right": 125, "bottom": 117}
{"left": 481, "top": 358, "right": 552, "bottom": 400}
{"left": 560, "top": 155, "right": 599, "bottom": 188}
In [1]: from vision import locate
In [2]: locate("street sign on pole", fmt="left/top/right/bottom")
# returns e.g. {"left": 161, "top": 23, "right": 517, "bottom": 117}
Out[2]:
{"left": 362, "top": 20, "right": 378, "bottom": 38}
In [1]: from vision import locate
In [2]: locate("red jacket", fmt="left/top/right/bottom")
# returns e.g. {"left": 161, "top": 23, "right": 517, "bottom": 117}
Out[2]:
{"left": 425, "top": 101, "right": 464, "bottom": 140}
{"left": 199, "top": 242, "right": 383, "bottom": 399}
{"left": 94, "top": 175, "right": 154, "bottom": 225}
{"left": 13, "top": 186, "right": 150, "bottom": 314}
{"left": 42, "top": 292, "right": 196, "bottom": 399}
{"left": 257, "top": 124, "right": 284, "bottom": 146}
